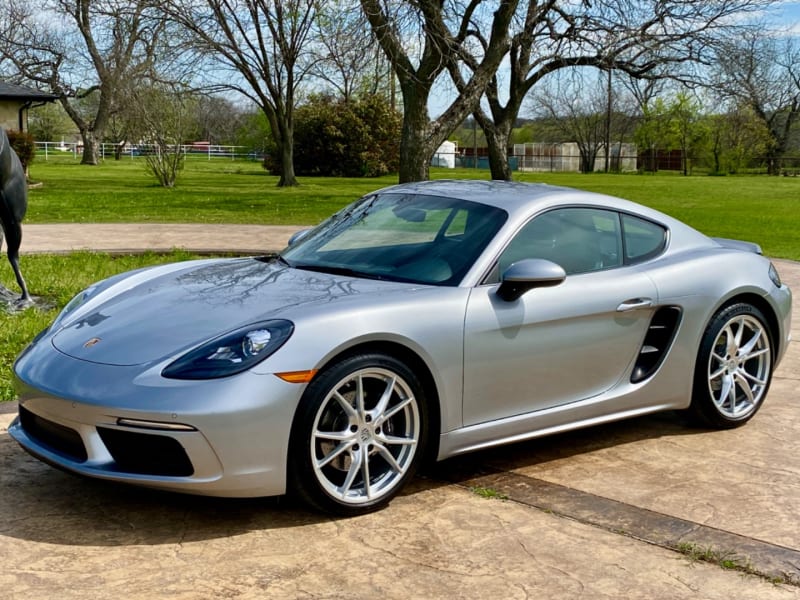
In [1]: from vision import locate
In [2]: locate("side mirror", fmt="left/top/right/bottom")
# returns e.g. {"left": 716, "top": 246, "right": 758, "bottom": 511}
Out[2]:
{"left": 287, "top": 228, "right": 311, "bottom": 246}
{"left": 496, "top": 259, "right": 566, "bottom": 302}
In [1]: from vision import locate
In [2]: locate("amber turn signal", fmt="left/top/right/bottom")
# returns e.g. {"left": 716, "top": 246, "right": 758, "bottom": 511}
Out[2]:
{"left": 275, "top": 369, "right": 317, "bottom": 383}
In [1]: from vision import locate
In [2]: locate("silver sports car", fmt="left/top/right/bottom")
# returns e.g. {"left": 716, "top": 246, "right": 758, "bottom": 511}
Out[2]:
{"left": 10, "top": 180, "right": 792, "bottom": 515}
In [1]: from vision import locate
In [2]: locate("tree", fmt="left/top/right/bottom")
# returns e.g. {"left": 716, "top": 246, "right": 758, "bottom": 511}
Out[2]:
{"left": 706, "top": 104, "right": 771, "bottom": 174}
{"left": 192, "top": 96, "right": 248, "bottom": 145}
{"left": 669, "top": 92, "right": 708, "bottom": 175}
{"left": 606, "top": 90, "right": 640, "bottom": 172}
{"left": 28, "top": 102, "right": 76, "bottom": 142}
{"left": 715, "top": 31, "right": 800, "bottom": 175}
{"left": 311, "top": 1, "right": 389, "bottom": 104}
{"left": 0, "top": 0, "right": 165, "bottom": 165}
{"left": 459, "top": 0, "right": 774, "bottom": 180}
{"left": 159, "top": 0, "right": 316, "bottom": 187}
{"left": 360, "top": 0, "right": 519, "bottom": 182}
{"left": 127, "top": 83, "right": 192, "bottom": 187}
{"left": 635, "top": 97, "right": 676, "bottom": 172}
{"left": 532, "top": 72, "right": 607, "bottom": 173}
{"left": 235, "top": 108, "right": 272, "bottom": 156}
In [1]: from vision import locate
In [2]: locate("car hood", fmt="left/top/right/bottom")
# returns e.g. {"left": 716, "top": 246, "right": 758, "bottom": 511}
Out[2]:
{"left": 51, "top": 258, "right": 420, "bottom": 366}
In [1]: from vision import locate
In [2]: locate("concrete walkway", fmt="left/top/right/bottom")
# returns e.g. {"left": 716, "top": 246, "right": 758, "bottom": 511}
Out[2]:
{"left": 1, "top": 225, "right": 799, "bottom": 599}
{"left": 21, "top": 223, "right": 306, "bottom": 255}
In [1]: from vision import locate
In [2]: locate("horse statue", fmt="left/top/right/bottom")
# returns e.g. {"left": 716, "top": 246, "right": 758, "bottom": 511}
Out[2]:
{"left": 0, "top": 128, "right": 31, "bottom": 306}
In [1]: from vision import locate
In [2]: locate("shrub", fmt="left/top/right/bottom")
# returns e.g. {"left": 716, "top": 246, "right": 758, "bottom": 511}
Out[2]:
{"left": 263, "top": 94, "right": 401, "bottom": 178}
{"left": 7, "top": 130, "right": 36, "bottom": 172}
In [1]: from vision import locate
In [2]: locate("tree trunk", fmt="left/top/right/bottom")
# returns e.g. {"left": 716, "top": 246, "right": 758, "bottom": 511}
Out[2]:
{"left": 579, "top": 147, "right": 597, "bottom": 173}
{"left": 481, "top": 116, "right": 513, "bottom": 181}
{"left": 80, "top": 130, "right": 100, "bottom": 165}
{"left": 398, "top": 133, "right": 432, "bottom": 183}
{"left": 486, "top": 130, "right": 511, "bottom": 180}
{"left": 277, "top": 135, "right": 298, "bottom": 187}
{"left": 398, "top": 93, "right": 433, "bottom": 183}
{"left": 766, "top": 156, "right": 779, "bottom": 176}
{"left": 764, "top": 144, "right": 780, "bottom": 175}
{"left": 272, "top": 114, "right": 299, "bottom": 187}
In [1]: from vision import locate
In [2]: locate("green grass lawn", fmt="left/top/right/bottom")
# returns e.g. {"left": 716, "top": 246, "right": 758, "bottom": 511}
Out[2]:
{"left": 27, "top": 155, "right": 389, "bottom": 225}
{"left": 27, "top": 155, "right": 800, "bottom": 258}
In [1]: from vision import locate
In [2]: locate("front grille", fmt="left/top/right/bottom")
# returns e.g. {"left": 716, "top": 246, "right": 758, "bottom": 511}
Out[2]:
{"left": 97, "top": 427, "right": 194, "bottom": 477}
{"left": 19, "top": 406, "right": 88, "bottom": 462}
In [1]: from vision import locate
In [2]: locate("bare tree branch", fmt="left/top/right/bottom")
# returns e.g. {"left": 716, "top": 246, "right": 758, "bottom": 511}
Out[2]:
{"left": 360, "top": 0, "right": 519, "bottom": 182}
{"left": 714, "top": 29, "right": 800, "bottom": 174}
{"left": 0, "top": 0, "right": 170, "bottom": 165}
{"left": 158, "top": 0, "right": 317, "bottom": 186}
{"left": 460, "top": 0, "right": 774, "bottom": 180}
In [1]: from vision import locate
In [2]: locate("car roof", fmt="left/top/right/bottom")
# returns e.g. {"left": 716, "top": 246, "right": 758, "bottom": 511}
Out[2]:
{"left": 376, "top": 180, "right": 719, "bottom": 258}
{"left": 378, "top": 179, "right": 644, "bottom": 219}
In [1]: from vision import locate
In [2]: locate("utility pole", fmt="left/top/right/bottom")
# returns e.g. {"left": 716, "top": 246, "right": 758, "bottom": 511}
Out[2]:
{"left": 473, "top": 117, "right": 477, "bottom": 169}
{"left": 604, "top": 66, "right": 612, "bottom": 173}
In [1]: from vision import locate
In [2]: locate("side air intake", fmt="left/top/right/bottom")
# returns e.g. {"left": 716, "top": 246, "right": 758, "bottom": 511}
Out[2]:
{"left": 631, "top": 306, "right": 682, "bottom": 383}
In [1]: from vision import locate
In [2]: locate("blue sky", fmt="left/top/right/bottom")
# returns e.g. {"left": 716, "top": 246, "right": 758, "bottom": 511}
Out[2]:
{"left": 771, "top": 1, "right": 800, "bottom": 31}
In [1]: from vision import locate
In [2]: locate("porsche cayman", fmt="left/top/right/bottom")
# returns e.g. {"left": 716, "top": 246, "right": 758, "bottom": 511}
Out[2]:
{"left": 9, "top": 180, "right": 792, "bottom": 514}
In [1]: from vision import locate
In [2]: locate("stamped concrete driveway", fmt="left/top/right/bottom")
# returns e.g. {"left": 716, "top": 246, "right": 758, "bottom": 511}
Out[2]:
{"left": 1, "top": 233, "right": 799, "bottom": 599}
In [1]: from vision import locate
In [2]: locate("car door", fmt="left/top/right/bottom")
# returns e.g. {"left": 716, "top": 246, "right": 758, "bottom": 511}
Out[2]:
{"left": 462, "top": 207, "right": 658, "bottom": 426}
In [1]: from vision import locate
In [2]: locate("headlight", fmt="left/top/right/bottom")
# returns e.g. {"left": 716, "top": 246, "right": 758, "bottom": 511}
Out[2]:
{"left": 769, "top": 263, "right": 782, "bottom": 288}
{"left": 162, "top": 320, "right": 294, "bottom": 380}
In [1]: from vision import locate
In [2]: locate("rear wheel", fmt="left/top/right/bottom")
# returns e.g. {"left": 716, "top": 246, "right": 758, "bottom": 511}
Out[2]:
{"left": 289, "top": 353, "right": 428, "bottom": 515}
{"left": 690, "top": 303, "right": 773, "bottom": 428}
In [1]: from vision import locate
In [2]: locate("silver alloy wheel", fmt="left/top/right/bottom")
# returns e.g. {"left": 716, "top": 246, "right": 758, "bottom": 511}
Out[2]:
{"left": 310, "top": 367, "right": 420, "bottom": 505}
{"left": 707, "top": 313, "right": 772, "bottom": 419}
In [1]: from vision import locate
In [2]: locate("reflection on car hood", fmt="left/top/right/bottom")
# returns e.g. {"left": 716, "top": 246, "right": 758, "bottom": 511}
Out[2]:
{"left": 51, "top": 258, "right": 419, "bottom": 366}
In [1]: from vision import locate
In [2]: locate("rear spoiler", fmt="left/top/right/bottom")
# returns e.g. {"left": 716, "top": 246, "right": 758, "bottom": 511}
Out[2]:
{"left": 711, "top": 237, "right": 762, "bottom": 255}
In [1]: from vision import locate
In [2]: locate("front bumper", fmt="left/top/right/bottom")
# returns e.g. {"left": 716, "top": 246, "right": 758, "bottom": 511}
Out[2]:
{"left": 10, "top": 339, "right": 305, "bottom": 497}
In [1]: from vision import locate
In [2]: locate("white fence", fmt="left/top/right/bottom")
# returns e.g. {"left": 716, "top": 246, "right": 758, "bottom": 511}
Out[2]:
{"left": 34, "top": 141, "right": 258, "bottom": 160}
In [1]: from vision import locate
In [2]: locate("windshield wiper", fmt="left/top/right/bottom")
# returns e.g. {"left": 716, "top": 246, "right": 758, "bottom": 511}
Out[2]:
{"left": 255, "top": 254, "right": 293, "bottom": 267}
{"left": 291, "top": 263, "right": 388, "bottom": 281}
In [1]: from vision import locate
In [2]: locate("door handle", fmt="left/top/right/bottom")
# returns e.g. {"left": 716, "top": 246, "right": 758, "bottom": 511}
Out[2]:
{"left": 616, "top": 298, "right": 654, "bottom": 312}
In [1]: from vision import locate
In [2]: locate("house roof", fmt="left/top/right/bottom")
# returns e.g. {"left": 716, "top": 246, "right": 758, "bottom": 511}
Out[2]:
{"left": 0, "top": 81, "right": 57, "bottom": 101}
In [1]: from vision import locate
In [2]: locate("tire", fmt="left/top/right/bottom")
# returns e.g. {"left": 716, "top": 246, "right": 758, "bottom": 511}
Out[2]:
{"left": 690, "top": 303, "right": 773, "bottom": 429}
{"left": 288, "top": 353, "right": 428, "bottom": 515}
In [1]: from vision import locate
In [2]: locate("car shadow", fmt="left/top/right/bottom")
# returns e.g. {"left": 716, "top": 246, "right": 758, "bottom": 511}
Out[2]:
{"left": 0, "top": 431, "right": 327, "bottom": 546}
{"left": 421, "top": 409, "right": 710, "bottom": 487}
{"left": 0, "top": 410, "right": 710, "bottom": 547}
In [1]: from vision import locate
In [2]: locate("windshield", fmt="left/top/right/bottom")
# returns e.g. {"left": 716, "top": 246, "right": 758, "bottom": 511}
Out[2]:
{"left": 282, "top": 193, "right": 508, "bottom": 286}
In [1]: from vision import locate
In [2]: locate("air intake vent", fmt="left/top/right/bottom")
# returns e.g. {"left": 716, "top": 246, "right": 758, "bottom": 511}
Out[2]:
{"left": 631, "top": 306, "right": 682, "bottom": 383}
{"left": 19, "top": 406, "right": 88, "bottom": 462}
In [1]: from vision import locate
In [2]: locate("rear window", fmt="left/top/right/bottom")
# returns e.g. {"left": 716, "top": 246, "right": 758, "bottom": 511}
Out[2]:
{"left": 622, "top": 214, "right": 667, "bottom": 263}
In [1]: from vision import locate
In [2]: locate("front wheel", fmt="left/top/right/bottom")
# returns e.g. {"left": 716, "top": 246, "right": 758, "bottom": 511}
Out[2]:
{"left": 690, "top": 303, "right": 773, "bottom": 428}
{"left": 288, "top": 353, "right": 428, "bottom": 515}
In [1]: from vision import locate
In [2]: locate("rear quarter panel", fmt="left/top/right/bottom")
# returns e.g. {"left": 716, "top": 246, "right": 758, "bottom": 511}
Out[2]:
{"left": 643, "top": 247, "right": 790, "bottom": 409}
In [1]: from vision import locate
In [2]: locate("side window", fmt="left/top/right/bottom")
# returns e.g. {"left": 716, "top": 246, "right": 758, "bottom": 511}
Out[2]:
{"left": 622, "top": 214, "right": 667, "bottom": 263}
{"left": 498, "top": 208, "right": 622, "bottom": 276}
